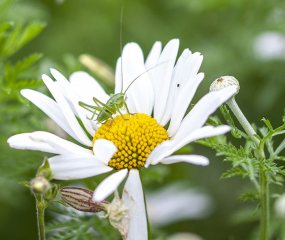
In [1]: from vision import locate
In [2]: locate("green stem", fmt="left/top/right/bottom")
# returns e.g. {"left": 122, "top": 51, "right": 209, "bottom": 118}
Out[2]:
{"left": 36, "top": 203, "right": 46, "bottom": 240}
{"left": 226, "top": 97, "right": 269, "bottom": 239}
{"left": 260, "top": 168, "right": 269, "bottom": 240}
{"left": 139, "top": 171, "right": 152, "bottom": 240}
{"left": 226, "top": 98, "right": 260, "bottom": 147}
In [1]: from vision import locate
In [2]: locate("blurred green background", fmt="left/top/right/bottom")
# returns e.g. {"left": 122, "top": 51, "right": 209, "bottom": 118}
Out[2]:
{"left": 1, "top": 0, "right": 285, "bottom": 239}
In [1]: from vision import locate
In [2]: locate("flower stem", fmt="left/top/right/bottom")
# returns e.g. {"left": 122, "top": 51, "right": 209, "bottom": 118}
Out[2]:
{"left": 260, "top": 168, "right": 269, "bottom": 240}
{"left": 36, "top": 202, "right": 46, "bottom": 240}
{"left": 139, "top": 172, "right": 152, "bottom": 240}
{"left": 226, "top": 97, "right": 260, "bottom": 147}
{"left": 226, "top": 97, "right": 270, "bottom": 240}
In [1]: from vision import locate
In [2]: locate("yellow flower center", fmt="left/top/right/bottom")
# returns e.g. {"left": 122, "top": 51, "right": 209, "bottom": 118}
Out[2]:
{"left": 93, "top": 113, "right": 169, "bottom": 170}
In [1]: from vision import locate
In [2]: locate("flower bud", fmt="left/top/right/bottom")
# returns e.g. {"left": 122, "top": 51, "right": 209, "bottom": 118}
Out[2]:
{"left": 79, "top": 54, "right": 114, "bottom": 86}
{"left": 31, "top": 177, "right": 51, "bottom": 195}
{"left": 209, "top": 76, "right": 240, "bottom": 94}
{"left": 60, "top": 187, "right": 108, "bottom": 213}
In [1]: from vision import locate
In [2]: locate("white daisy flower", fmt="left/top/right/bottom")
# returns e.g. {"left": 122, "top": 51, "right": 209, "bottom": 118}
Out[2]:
{"left": 8, "top": 39, "right": 237, "bottom": 240}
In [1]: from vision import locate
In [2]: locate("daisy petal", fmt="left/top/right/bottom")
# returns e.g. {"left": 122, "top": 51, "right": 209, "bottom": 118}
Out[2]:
{"left": 115, "top": 57, "right": 122, "bottom": 94}
{"left": 145, "top": 41, "right": 162, "bottom": 113}
{"left": 93, "top": 139, "right": 117, "bottom": 164}
{"left": 69, "top": 71, "right": 110, "bottom": 104}
{"left": 42, "top": 74, "right": 92, "bottom": 146}
{"left": 167, "top": 73, "right": 204, "bottom": 136}
{"left": 160, "top": 155, "right": 209, "bottom": 166}
{"left": 7, "top": 133, "right": 57, "bottom": 154}
{"left": 30, "top": 131, "right": 92, "bottom": 156}
{"left": 93, "top": 169, "right": 128, "bottom": 202}
{"left": 145, "top": 41, "right": 162, "bottom": 70}
{"left": 21, "top": 89, "right": 78, "bottom": 141}
{"left": 50, "top": 68, "right": 95, "bottom": 136}
{"left": 153, "top": 39, "right": 179, "bottom": 124}
{"left": 170, "top": 125, "right": 231, "bottom": 155}
{"left": 49, "top": 155, "right": 112, "bottom": 180}
{"left": 145, "top": 141, "right": 174, "bottom": 168}
{"left": 122, "top": 43, "right": 153, "bottom": 115}
{"left": 173, "top": 86, "right": 237, "bottom": 144}
{"left": 123, "top": 169, "right": 148, "bottom": 240}
{"left": 158, "top": 49, "right": 192, "bottom": 126}
{"left": 115, "top": 57, "right": 137, "bottom": 114}
{"left": 160, "top": 51, "right": 204, "bottom": 126}
{"left": 148, "top": 125, "right": 231, "bottom": 166}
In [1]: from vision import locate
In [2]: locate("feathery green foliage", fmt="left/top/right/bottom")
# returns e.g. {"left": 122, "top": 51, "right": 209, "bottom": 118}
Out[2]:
{"left": 46, "top": 205, "right": 121, "bottom": 240}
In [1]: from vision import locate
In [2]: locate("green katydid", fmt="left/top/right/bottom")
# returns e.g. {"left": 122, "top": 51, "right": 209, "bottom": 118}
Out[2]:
{"left": 78, "top": 9, "right": 171, "bottom": 124}
{"left": 78, "top": 64, "right": 161, "bottom": 124}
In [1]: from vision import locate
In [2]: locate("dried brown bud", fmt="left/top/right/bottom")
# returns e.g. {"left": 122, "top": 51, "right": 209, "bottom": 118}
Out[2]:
{"left": 60, "top": 187, "right": 108, "bottom": 213}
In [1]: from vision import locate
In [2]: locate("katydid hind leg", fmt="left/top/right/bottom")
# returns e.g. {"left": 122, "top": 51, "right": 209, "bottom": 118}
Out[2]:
{"left": 93, "top": 97, "right": 116, "bottom": 114}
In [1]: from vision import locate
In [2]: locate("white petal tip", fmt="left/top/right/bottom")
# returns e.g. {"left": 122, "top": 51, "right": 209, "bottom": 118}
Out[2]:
{"left": 200, "top": 159, "right": 210, "bottom": 166}
{"left": 93, "top": 169, "right": 128, "bottom": 202}
{"left": 222, "top": 125, "right": 231, "bottom": 132}
{"left": 92, "top": 193, "right": 104, "bottom": 202}
{"left": 20, "top": 89, "right": 28, "bottom": 95}
{"left": 41, "top": 74, "right": 51, "bottom": 81}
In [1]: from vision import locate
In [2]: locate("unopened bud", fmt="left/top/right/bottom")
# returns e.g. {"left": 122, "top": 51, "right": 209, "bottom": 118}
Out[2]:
{"left": 31, "top": 177, "right": 51, "bottom": 194}
{"left": 79, "top": 54, "right": 115, "bottom": 86}
{"left": 210, "top": 75, "right": 260, "bottom": 147}
{"left": 209, "top": 76, "right": 240, "bottom": 94}
{"left": 60, "top": 187, "right": 108, "bottom": 213}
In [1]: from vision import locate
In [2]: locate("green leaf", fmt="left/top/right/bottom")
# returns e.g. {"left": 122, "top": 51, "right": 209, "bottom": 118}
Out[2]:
{"left": 252, "top": 203, "right": 260, "bottom": 216}
{"left": 261, "top": 118, "right": 274, "bottom": 132}
{"left": 219, "top": 105, "right": 247, "bottom": 139}
{"left": 207, "top": 116, "right": 222, "bottom": 127}
{"left": 19, "top": 181, "right": 31, "bottom": 189}
{"left": 220, "top": 105, "right": 235, "bottom": 127}
{"left": 37, "top": 158, "right": 53, "bottom": 180}
{"left": 260, "top": 158, "right": 284, "bottom": 177}
{"left": 15, "top": 53, "right": 43, "bottom": 72}
{"left": 260, "top": 127, "right": 274, "bottom": 157}
{"left": 275, "top": 139, "right": 285, "bottom": 156}
{"left": 196, "top": 133, "right": 227, "bottom": 148}
{"left": 215, "top": 144, "right": 259, "bottom": 180}
{"left": 0, "top": 22, "right": 45, "bottom": 59}
{"left": 16, "top": 22, "right": 45, "bottom": 52}
{"left": 238, "top": 192, "right": 257, "bottom": 202}
{"left": 0, "top": 22, "right": 13, "bottom": 34}
{"left": 46, "top": 205, "right": 120, "bottom": 240}
{"left": 221, "top": 168, "right": 244, "bottom": 179}
{"left": 272, "top": 130, "right": 285, "bottom": 137}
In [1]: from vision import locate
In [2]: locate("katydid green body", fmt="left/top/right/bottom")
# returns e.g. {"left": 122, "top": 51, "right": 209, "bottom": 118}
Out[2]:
{"left": 79, "top": 92, "right": 131, "bottom": 124}
{"left": 78, "top": 61, "right": 167, "bottom": 123}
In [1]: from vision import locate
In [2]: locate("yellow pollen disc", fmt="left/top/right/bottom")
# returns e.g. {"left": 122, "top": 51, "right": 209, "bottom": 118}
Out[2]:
{"left": 93, "top": 113, "right": 169, "bottom": 170}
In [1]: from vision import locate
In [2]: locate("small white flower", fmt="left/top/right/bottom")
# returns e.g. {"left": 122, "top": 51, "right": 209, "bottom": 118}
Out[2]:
{"left": 8, "top": 39, "right": 237, "bottom": 239}
{"left": 254, "top": 31, "right": 285, "bottom": 60}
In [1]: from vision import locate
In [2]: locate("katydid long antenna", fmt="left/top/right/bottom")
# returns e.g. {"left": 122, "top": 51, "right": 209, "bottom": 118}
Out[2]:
{"left": 120, "top": 7, "right": 124, "bottom": 93}
{"left": 123, "top": 60, "right": 174, "bottom": 94}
